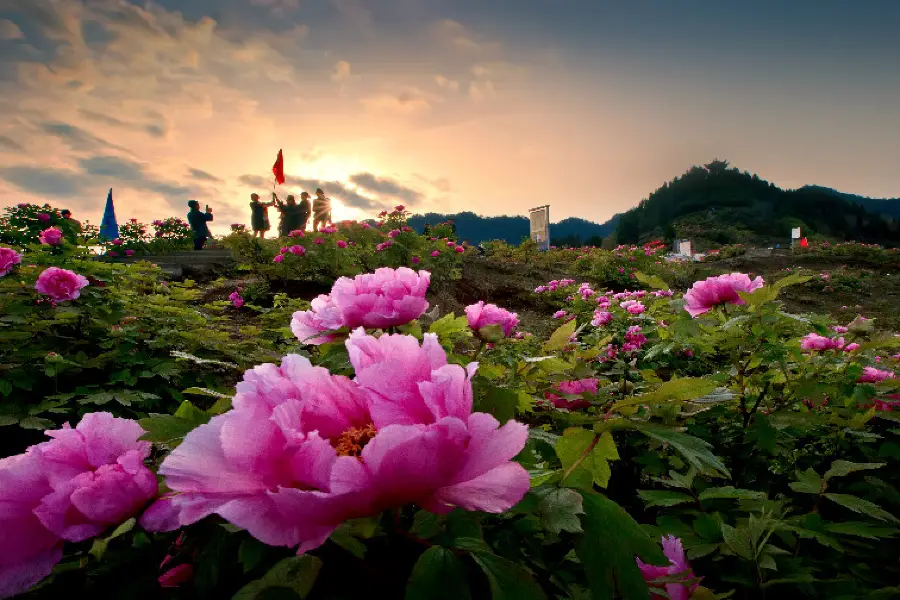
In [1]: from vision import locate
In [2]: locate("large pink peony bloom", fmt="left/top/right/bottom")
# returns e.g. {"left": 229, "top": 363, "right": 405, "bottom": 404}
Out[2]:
{"left": 636, "top": 535, "right": 699, "bottom": 600}
{"left": 142, "top": 330, "right": 529, "bottom": 555}
{"left": 683, "top": 273, "right": 764, "bottom": 317}
{"left": 858, "top": 367, "right": 895, "bottom": 384}
{"left": 465, "top": 301, "right": 519, "bottom": 338}
{"left": 39, "top": 227, "right": 64, "bottom": 246}
{"left": 35, "top": 267, "right": 89, "bottom": 302}
{"left": 290, "top": 294, "right": 344, "bottom": 345}
{"left": 0, "top": 247, "right": 22, "bottom": 277}
{"left": 545, "top": 379, "right": 598, "bottom": 410}
{"left": 33, "top": 413, "right": 158, "bottom": 542}
{"left": 0, "top": 451, "right": 63, "bottom": 600}
{"left": 800, "top": 333, "right": 843, "bottom": 351}
{"left": 330, "top": 267, "right": 430, "bottom": 329}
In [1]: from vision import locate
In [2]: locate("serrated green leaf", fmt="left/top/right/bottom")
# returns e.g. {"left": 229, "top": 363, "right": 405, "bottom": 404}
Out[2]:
{"left": 824, "top": 521, "right": 898, "bottom": 539}
{"left": 463, "top": 545, "right": 547, "bottom": 600}
{"left": 405, "top": 547, "right": 471, "bottom": 600}
{"left": 576, "top": 491, "right": 667, "bottom": 600}
{"left": 544, "top": 319, "right": 578, "bottom": 352}
{"left": 632, "top": 423, "right": 729, "bottom": 478}
{"left": 773, "top": 272, "right": 813, "bottom": 291}
{"left": 19, "top": 417, "right": 54, "bottom": 430}
{"left": 183, "top": 387, "right": 232, "bottom": 399}
{"left": 476, "top": 385, "right": 519, "bottom": 423}
{"left": 89, "top": 518, "right": 136, "bottom": 561}
{"left": 233, "top": 556, "right": 322, "bottom": 600}
{"left": 637, "top": 490, "right": 694, "bottom": 508}
{"left": 824, "top": 493, "right": 900, "bottom": 524}
{"left": 720, "top": 523, "right": 754, "bottom": 560}
{"left": 0, "top": 415, "right": 18, "bottom": 427}
{"left": 823, "top": 460, "right": 884, "bottom": 481}
{"left": 533, "top": 487, "right": 585, "bottom": 534}
{"left": 634, "top": 272, "right": 670, "bottom": 290}
{"left": 556, "top": 428, "right": 619, "bottom": 489}
{"left": 789, "top": 468, "right": 824, "bottom": 494}
{"left": 614, "top": 377, "right": 718, "bottom": 409}
{"left": 429, "top": 314, "right": 471, "bottom": 341}
{"left": 698, "top": 487, "right": 766, "bottom": 502}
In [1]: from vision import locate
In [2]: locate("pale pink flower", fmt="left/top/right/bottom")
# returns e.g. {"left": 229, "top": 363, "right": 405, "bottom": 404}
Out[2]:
{"left": 591, "top": 310, "right": 613, "bottom": 327}
{"left": 39, "top": 227, "right": 63, "bottom": 246}
{"left": 465, "top": 301, "right": 519, "bottom": 338}
{"left": 35, "top": 267, "right": 89, "bottom": 302}
{"left": 831, "top": 325, "right": 849, "bottom": 333}
{"left": 858, "top": 367, "right": 895, "bottom": 383}
{"left": 141, "top": 332, "right": 529, "bottom": 555}
{"left": 626, "top": 301, "right": 646, "bottom": 315}
{"left": 800, "top": 333, "right": 841, "bottom": 351}
{"left": 553, "top": 310, "right": 567, "bottom": 320}
{"left": 683, "top": 273, "right": 765, "bottom": 317}
{"left": 291, "top": 294, "right": 344, "bottom": 345}
{"left": 289, "top": 230, "right": 305, "bottom": 237}
{"left": 843, "top": 343, "right": 860, "bottom": 352}
{"left": 0, "top": 247, "right": 22, "bottom": 277}
{"left": 636, "top": 536, "right": 699, "bottom": 600}
{"left": 330, "top": 267, "right": 430, "bottom": 329}
{"left": 546, "top": 379, "right": 598, "bottom": 410}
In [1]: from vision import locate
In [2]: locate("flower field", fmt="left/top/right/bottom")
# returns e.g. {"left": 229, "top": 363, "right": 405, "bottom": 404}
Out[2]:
{"left": 2, "top": 204, "right": 900, "bottom": 599}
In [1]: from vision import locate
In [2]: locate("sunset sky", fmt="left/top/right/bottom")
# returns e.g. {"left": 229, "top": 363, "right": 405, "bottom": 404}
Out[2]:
{"left": 1, "top": 0, "right": 899, "bottom": 233}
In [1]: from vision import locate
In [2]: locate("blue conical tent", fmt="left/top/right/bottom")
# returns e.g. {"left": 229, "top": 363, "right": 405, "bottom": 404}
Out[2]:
{"left": 99, "top": 188, "right": 119, "bottom": 241}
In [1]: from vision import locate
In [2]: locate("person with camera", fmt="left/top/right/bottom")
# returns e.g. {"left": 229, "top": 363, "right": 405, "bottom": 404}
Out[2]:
{"left": 187, "top": 200, "right": 214, "bottom": 250}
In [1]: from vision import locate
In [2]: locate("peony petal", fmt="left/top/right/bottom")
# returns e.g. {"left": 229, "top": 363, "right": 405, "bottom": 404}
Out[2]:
{"left": 428, "top": 461, "right": 530, "bottom": 513}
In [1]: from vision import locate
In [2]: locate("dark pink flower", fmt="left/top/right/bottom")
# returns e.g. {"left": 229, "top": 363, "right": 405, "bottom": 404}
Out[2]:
{"left": 141, "top": 333, "right": 529, "bottom": 554}
{"left": 455, "top": 246, "right": 464, "bottom": 253}
{"left": 546, "top": 379, "right": 598, "bottom": 410}
{"left": 683, "top": 273, "right": 765, "bottom": 317}
{"left": 465, "top": 301, "right": 519, "bottom": 338}
{"left": 273, "top": 254, "right": 284, "bottom": 263}
{"left": 394, "top": 205, "right": 405, "bottom": 212}
{"left": 289, "top": 245, "right": 306, "bottom": 256}
{"left": 430, "top": 250, "right": 440, "bottom": 257}
{"left": 39, "top": 227, "right": 63, "bottom": 246}
{"left": 125, "top": 249, "right": 135, "bottom": 256}
{"left": 388, "top": 229, "right": 401, "bottom": 238}
{"left": 35, "top": 267, "right": 89, "bottom": 302}
{"left": 229, "top": 291, "right": 244, "bottom": 309}
{"left": 159, "top": 563, "right": 193, "bottom": 588}
{"left": 636, "top": 536, "right": 698, "bottom": 600}
{"left": 800, "top": 333, "right": 841, "bottom": 351}
{"left": 112, "top": 238, "right": 123, "bottom": 246}
{"left": 411, "top": 256, "right": 420, "bottom": 264}
{"left": 0, "top": 247, "right": 22, "bottom": 277}
{"left": 289, "top": 230, "right": 305, "bottom": 237}
{"left": 336, "top": 240, "right": 348, "bottom": 248}
{"left": 858, "top": 367, "right": 894, "bottom": 383}
{"left": 314, "top": 238, "right": 324, "bottom": 245}
{"left": 37, "top": 213, "right": 51, "bottom": 222}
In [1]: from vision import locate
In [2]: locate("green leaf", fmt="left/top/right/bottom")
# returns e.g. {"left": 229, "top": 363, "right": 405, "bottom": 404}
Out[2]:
{"left": 183, "top": 387, "right": 232, "bottom": 399}
{"left": 789, "top": 468, "right": 824, "bottom": 494}
{"left": 0, "top": 415, "right": 18, "bottom": 427}
{"left": 239, "top": 538, "right": 271, "bottom": 574}
{"left": 544, "top": 319, "right": 578, "bottom": 352}
{"left": 634, "top": 272, "right": 670, "bottom": 290}
{"left": 720, "top": 523, "right": 754, "bottom": 560}
{"left": 233, "top": 556, "right": 322, "bottom": 600}
{"left": 429, "top": 314, "right": 471, "bottom": 341}
{"left": 405, "top": 546, "right": 471, "bottom": 600}
{"left": 638, "top": 490, "right": 695, "bottom": 508}
{"left": 737, "top": 285, "right": 779, "bottom": 307}
{"left": 614, "top": 377, "right": 718, "bottom": 409}
{"left": 0, "top": 379, "right": 12, "bottom": 396}
{"left": 575, "top": 491, "right": 667, "bottom": 600}
{"left": 139, "top": 401, "right": 210, "bottom": 446}
{"left": 555, "top": 428, "right": 619, "bottom": 489}
{"left": 89, "top": 518, "right": 136, "bottom": 561}
{"left": 632, "top": 423, "right": 729, "bottom": 478}
{"left": 533, "top": 487, "right": 585, "bottom": 534}
{"left": 18, "top": 417, "right": 54, "bottom": 430}
{"left": 460, "top": 543, "right": 547, "bottom": 600}
{"left": 476, "top": 386, "right": 519, "bottom": 423}
{"left": 824, "top": 521, "right": 898, "bottom": 539}
{"left": 823, "top": 460, "right": 884, "bottom": 481}
{"left": 773, "top": 272, "right": 813, "bottom": 291}
{"left": 698, "top": 487, "right": 766, "bottom": 502}
{"left": 477, "top": 323, "right": 505, "bottom": 343}
{"left": 328, "top": 523, "right": 367, "bottom": 558}
{"left": 824, "top": 493, "right": 900, "bottom": 524}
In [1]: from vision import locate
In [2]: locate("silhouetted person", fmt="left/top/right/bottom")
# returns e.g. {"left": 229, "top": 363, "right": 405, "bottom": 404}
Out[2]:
{"left": 298, "top": 192, "right": 312, "bottom": 232}
{"left": 274, "top": 193, "right": 304, "bottom": 237}
{"left": 249, "top": 193, "right": 275, "bottom": 238}
{"left": 313, "top": 188, "right": 332, "bottom": 232}
{"left": 187, "top": 200, "right": 213, "bottom": 250}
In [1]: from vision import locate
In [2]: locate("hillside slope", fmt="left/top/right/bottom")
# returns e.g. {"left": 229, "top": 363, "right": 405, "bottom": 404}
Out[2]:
{"left": 407, "top": 211, "right": 616, "bottom": 245}
{"left": 613, "top": 160, "right": 898, "bottom": 247}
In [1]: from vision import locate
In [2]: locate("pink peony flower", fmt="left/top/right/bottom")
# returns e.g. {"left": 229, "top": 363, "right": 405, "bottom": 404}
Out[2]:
{"left": 0, "top": 247, "right": 22, "bottom": 277}
{"left": 229, "top": 291, "right": 244, "bottom": 309}
{"left": 273, "top": 254, "right": 284, "bottom": 263}
{"left": 875, "top": 394, "right": 900, "bottom": 412}
{"left": 125, "top": 249, "right": 135, "bottom": 256}
{"left": 465, "top": 301, "right": 520, "bottom": 338}
{"left": 141, "top": 331, "right": 529, "bottom": 555}
{"left": 636, "top": 536, "right": 699, "bottom": 600}
{"left": 35, "top": 267, "right": 89, "bottom": 302}
{"left": 800, "top": 333, "right": 841, "bottom": 351}
{"left": 32, "top": 413, "right": 157, "bottom": 543}
{"left": 546, "top": 379, "right": 598, "bottom": 410}
{"left": 159, "top": 563, "right": 193, "bottom": 588}
{"left": 289, "top": 245, "right": 306, "bottom": 256}
{"left": 843, "top": 343, "right": 860, "bottom": 352}
{"left": 39, "top": 227, "right": 63, "bottom": 246}
{"left": 329, "top": 267, "right": 430, "bottom": 330}
{"left": 431, "top": 250, "right": 440, "bottom": 257}
{"left": 336, "top": 240, "right": 348, "bottom": 249}
{"left": 553, "top": 310, "right": 567, "bottom": 320}
{"left": 0, "top": 451, "right": 63, "bottom": 599}
{"left": 411, "top": 256, "right": 421, "bottom": 264}
{"left": 455, "top": 246, "right": 464, "bottom": 253}
{"left": 683, "top": 273, "right": 765, "bottom": 317}
{"left": 858, "top": 367, "right": 894, "bottom": 383}
{"left": 37, "top": 213, "right": 51, "bottom": 222}
{"left": 291, "top": 294, "right": 345, "bottom": 345}
{"left": 112, "top": 238, "right": 123, "bottom": 246}
{"left": 289, "top": 230, "right": 305, "bottom": 237}
{"left": 591, "top": 310, "right": 613, "bottom": 327}
{"left": 314, "top": 238, "right": 324, "bottom": 245}
{"left": 626, "top": 301, "right": 646, "bottom": 315}
{"left": 394, "top": 205, "right": 405, "bottom": 212}
{"left": 388, "top": 229, "right": 401, "bottom": 238}
{"left": 446, "top": 241, "right": 455, "bottom": 248}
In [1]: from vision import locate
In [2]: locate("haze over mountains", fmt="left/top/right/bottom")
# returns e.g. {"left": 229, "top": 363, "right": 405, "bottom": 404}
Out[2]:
{"left": 411, "top": 161, "right": 900, "bottom": 247}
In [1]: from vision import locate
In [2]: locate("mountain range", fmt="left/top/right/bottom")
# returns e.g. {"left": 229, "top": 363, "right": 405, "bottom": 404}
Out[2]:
{"left": 411, "top": 161, "right": 899, "bottom": 247}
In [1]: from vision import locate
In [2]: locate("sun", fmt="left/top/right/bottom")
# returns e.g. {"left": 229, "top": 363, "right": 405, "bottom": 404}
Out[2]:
{"left": 290, "top": 150, "right": 377, "bottom": 222}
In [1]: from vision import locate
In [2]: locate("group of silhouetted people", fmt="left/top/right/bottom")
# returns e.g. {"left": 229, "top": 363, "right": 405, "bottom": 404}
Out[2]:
{"left": 249, "top": 188, "right": 332, "bottom": 239}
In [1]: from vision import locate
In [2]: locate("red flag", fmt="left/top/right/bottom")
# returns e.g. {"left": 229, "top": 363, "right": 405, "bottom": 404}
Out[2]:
{"left": 272, "top": 149, "right": 285, "bottom": 185}
{"left": 800, "top": 237, "right": 809, "bottom": 248}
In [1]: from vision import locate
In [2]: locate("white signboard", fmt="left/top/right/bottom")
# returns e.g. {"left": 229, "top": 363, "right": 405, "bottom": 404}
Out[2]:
{"left": 678, "top": 240, "right": 692, "bottom": 256}
{"left": 529, "top": 205, "right": 550, "bottom": 251}
{"left": 791, "top": 227, "right": 801, "bottom": 239}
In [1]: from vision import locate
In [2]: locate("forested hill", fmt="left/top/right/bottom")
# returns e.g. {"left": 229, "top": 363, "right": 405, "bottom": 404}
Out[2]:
{"left": 614, "top": 160, "right": 900, "bottom": 247}
{"left": 407, "top": 211, "right": 617, "bottom": 246}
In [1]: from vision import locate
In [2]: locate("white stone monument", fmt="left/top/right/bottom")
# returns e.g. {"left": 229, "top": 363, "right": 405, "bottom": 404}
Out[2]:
{"left": 529, "top": 205, "right": 550, "bottom": 251}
